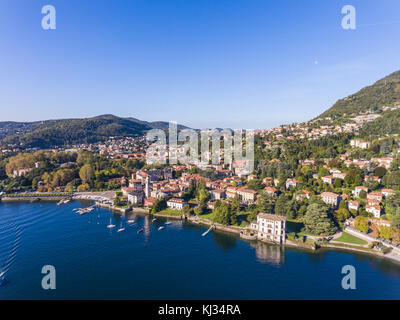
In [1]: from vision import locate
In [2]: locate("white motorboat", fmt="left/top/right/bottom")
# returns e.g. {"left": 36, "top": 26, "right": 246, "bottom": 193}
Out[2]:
{"left": 158, "top": 226, "right": 165, "bottom": 231}
{"left": 117, "top": 222, "right": 125, "bottom": 232}
{"left": 107, "top": 218, "right": 116, "bottom": 229}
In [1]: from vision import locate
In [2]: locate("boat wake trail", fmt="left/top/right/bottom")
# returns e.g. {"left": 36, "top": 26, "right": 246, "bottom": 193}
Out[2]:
{"left": 0, "top": 222, "right": 22, "bottom": 286}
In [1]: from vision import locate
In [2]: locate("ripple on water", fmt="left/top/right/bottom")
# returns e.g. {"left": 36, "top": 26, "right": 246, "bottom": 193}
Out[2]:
{"left": 0, "top": 221, "right": 22, "bottom": 285}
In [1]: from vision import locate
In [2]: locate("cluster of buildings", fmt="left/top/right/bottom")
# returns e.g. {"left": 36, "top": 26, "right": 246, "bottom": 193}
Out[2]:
{"left": 318, "top": 186, "right": 394, "bottom": 218}
{"left": 119, "top": 164, "right": 260, "bottom": 211}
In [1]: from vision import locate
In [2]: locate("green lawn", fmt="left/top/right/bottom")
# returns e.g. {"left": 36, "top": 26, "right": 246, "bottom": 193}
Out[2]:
{"left": 199, "top": 211, "right": 215, "bottom": 220}
{"left": 332, "top": 232, "right": 367, "bottom": 245}
{"left": 157, "top": 208, "right": 182, "bottom": 216}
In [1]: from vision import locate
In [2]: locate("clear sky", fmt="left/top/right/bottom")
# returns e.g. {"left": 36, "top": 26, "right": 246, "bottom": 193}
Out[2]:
{"left": 1, "top": 0, "right": 400, "bottom": 129}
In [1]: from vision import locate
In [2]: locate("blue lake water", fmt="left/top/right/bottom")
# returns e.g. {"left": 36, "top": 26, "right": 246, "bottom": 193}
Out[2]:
{"left": 0, "top": 201, "right": 399, "bottom": 299}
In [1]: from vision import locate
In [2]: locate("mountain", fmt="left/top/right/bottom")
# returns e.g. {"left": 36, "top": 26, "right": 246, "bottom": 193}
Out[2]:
{"left": 0, "top": 114, "right": 191, "bottom": 149}
{"left": 319, "top": 70, "right": 400, "bottom": 119}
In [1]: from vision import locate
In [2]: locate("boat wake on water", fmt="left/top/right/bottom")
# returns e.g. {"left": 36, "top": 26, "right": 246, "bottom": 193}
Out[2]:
{"left": 0, "top": 222, "right": 22, "bottom": 286}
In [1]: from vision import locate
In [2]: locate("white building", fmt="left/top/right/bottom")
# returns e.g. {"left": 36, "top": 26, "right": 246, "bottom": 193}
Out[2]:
{"left": 167, "top": 198, "right": 186, "bottom": 210}
{"left": 321, "top": 192, "right": 341, "bottom": 207}
{"left": 249, "top": 213, "right": 286, "bottom": 244}
{"left": 366, "top": 205, "right": 382, "bottom": 218}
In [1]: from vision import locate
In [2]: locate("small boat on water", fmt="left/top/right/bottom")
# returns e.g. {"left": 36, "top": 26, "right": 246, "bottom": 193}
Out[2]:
{"left": 107, "top": 218, "right": 116, "bottom": 229}
{"left": 152, "top": 218, "right": 157, "bottom": 222}
{"left": 117, "top": 222, "right": 125, "bottom": 232}
{"left": 158, "top": 226, "right": 165, "bottom": 231}
{"left": 57, "top": 198, "right": 71, "bottom": 206}
{"left": 165, "top": 221, "right": 172, "bottom": 225}
{"left": 127, "top": 219, "right": 135, "bottom": 224}
{"left": 75, "top": 205, "right": 95, "bottom": 215}
{"left": 137, "top": 228, "right": 144, "bottom": 234}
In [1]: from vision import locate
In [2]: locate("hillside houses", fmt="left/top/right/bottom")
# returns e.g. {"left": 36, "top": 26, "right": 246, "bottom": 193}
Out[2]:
{"left": 321, "top": 192, "right": 341, "bottom": 207}
{"left": 350, "top": 139, "right": 371, "bottom": 149}
{"left": 285, "top": 178, "right": 299, "bottom": 189}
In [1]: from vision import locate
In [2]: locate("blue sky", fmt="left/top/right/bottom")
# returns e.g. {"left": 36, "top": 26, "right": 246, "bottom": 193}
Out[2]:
{"left": 1, "top": 0, "right": 400, "bottom": 129}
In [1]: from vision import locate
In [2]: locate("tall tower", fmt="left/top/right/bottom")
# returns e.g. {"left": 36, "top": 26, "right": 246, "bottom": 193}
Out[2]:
{"left": 145, "top": 176, "right": 150, "bottom": 198}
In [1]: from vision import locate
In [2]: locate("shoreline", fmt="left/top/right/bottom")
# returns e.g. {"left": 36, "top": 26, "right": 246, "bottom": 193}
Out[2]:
{"left": 1, "top": 198, "right": 399, "bottom": 265}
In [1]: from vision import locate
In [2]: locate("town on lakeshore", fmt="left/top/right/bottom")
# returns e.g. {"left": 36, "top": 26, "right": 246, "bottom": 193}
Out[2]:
{"left": 1, "top": 78, "right": 400, "bottom": 264}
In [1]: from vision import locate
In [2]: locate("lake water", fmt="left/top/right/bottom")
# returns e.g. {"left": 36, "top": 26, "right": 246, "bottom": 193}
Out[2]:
{"left": 0, "top": 201, "right": 399, "bottom": 299}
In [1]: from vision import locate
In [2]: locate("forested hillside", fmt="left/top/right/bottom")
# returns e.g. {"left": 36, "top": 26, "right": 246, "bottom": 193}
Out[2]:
{"left": 319, "top": 70, "right": 400, "bottom": 118}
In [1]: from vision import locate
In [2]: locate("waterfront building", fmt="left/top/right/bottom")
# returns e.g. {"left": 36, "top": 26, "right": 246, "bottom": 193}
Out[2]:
{"left": 167, "top": 198, "right": 186, "bottom": 210}
{"left": 249, "top": 213, "right": 286, "bottom": 244}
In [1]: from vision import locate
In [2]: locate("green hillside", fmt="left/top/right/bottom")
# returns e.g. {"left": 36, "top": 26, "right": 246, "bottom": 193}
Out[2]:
{"left": 319, "top": 70, "right": 400, "bottom": 118}
{"left": 0, "top": 115, "right": 189, "bottom": 149}
{"left": 359, "top": 108, "right": 400, "bottom": 137}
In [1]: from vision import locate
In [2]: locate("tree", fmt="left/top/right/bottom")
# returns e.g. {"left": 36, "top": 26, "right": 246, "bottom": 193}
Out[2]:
{"left": 194, "top": 204, "right": 206, "bottom": 216}
{"left": 370, "top": 223, "right": 379, "bottom": 238}
{"left": 77, "top": 183, "right": 90, "bottom": 191}
{"left": 247, "top": 179, "right": 263, "bottom": 191}
{"left": 275, "top": 194, "right": 289, "bottom": 216}
{"left": 198, "top": 188, "right": 210, "bottom": 207}
{"left": 334, "top": 208, "right": 350, "bottom": 222}
{"left": 231, "top": 194, "right": 241, "bottom": 214}
{"left": 214, "top": 202, "right": 230, "bottom": 225}
{"left": 359, "top": 190, "right": 367, "bottom": 199}
{"left": 382, "top": 171, "right": 400, "bottom": 189}
{"left": 374, "top": 166, "right": 387, "bottom": 178}
{"left": 256, "top": 192, "right": 274, "bottom": 214}
{"left": 392, "top": 215, "right": 400, "bottom": 233}
{"left": 334, "top": 178, "right": 343, "bottom": 188}
{"left": 114, "top": 196, "right": 122, "bottom": 207}
{"left": 79, "top": 164, "right": 95, "bottom": 184}
{"left": 301, "top": 203, "right": 336, "bottom": 236}
{"left": 339, "top": 200, "right": 347, "bottom": 209}
{"left": 379, "top": 226, "right": 394, "bottom": 240}
{"left": 152, "top": 199, "right": 167, "bottom": 213}
{"left": 229, "top": 211, "right": 238, "bottom": 225}
{"left": 354, "top": 216, "right": 369, "bottom": 233}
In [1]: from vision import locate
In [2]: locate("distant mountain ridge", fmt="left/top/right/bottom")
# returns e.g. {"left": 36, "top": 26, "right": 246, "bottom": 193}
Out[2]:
{"left": 319, "top": 70, "right": 400, "bottom": 119}
{"left": 0, "top": 114, "right": 190, "bottom": 149}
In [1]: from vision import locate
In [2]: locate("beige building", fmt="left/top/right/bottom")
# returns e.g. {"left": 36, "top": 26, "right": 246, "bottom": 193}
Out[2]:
{"left": 366, "top": 204, "right": 381, "bottom": 218}
{"left": 321, "top": 192, "right": 341, "bottom": 207}
{"left": 167, "top": 198, "right": 186, "bottom": 210}
{"left": 249, "top": 213, "right": 286, "bottom": 244}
